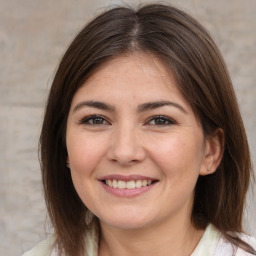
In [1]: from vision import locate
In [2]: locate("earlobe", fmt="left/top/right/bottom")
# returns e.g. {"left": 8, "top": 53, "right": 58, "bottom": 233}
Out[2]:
{"left": 199, "top": 128, "right": 224, "bottom": 176}
{"left": 66, "top": 156, "right": 71, "bottom": 168}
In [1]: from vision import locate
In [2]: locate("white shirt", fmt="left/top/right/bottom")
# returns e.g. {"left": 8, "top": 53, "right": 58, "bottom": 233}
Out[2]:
{"left": 22, "top": 224, "right": 256, "bottom": 256}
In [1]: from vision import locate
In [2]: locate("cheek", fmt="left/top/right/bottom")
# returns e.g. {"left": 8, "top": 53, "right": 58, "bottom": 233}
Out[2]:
{"left": 150, "top": 135, "right": 186, "bottom": 165}
{"left": 148, "top": 133, "right": 203, "bottom": 177}
{"left": 67, "top": 135, "right": 107, "bottom": 207}
{"left": 67, "top": 134, "right": 106, "bottom": 176}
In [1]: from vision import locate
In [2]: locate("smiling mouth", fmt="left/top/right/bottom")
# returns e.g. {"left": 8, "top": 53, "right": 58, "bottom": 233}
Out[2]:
{"left": 103, "top": 179, "right": 157, "bottom": 189}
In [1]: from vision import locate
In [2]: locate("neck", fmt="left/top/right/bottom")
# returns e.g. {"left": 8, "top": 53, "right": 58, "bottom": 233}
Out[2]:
{"left": 98, "top": 216, "right": 204, "bottom": 256}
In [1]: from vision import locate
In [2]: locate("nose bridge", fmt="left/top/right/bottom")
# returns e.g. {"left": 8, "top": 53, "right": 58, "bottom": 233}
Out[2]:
{"left": 108, "top": 120, "right": 145, "bottom": 165}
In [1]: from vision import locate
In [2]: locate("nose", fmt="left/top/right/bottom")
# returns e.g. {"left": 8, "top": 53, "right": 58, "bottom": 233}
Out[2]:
{"left": 106, "top": 124, "right": 146, "bottom": 166}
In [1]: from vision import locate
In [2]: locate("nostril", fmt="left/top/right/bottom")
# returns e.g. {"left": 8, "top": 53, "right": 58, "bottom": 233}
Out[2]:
{"left": 106, "top": 136, "right": 146, "bottom": 165}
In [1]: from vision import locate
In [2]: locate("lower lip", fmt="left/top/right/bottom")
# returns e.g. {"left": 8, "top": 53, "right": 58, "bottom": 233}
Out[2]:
{"left": 101, "top": 182, "right": 157, "bottom": 197}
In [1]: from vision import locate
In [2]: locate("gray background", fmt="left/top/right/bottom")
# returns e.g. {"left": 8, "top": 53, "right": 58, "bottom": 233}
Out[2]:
{"left": 0, "top": 0, "right": 255, "bottom": 255}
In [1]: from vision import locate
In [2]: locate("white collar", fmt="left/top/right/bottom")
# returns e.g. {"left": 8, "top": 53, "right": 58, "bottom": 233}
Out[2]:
{"left": 51, "top": 223, "right": 222, "bottom": 256}
{"left": 192, "top": 224, "right": 221, "bottom": 256}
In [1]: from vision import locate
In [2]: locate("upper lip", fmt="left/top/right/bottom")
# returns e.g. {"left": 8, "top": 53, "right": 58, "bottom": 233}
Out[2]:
{"left": 98, "top": 174, "right": 158, "bottom": 182}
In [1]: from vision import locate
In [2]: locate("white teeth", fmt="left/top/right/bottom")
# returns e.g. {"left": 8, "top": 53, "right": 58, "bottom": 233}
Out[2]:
{"left": 142, "top": 180, "right": 148, "bottom": 187}
{"left": 135, "top": 180, "right": 142, "bottom": 188}
{"left": 118, "top": 180, "right": 126, "bottom": 189}
{"left": 113, "top": 179, "right": 118, "bottom": 188}
{"left": 127, "top": 180, "right": 136, "bottom": 189}
{"left": 105, "top": 179, "right": 153, "bottom": 189}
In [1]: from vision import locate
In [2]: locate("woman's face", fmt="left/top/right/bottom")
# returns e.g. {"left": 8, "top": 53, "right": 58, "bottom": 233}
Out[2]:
{"left": 66, "top": 53, "right": 211, "bottom": 230}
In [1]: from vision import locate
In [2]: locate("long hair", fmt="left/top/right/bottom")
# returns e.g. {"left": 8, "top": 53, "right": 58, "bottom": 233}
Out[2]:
{"left": 40, "top": 4, "right": 255, "bottom": 256}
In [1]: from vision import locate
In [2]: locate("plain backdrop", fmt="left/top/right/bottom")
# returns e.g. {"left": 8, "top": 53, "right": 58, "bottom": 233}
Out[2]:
{"left": 0, "top": 0, "right": 255, "bottom": 255}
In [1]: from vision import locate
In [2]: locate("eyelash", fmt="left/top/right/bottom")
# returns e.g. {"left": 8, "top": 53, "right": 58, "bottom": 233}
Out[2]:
{"left": 79, "top": 115, "right": 175, "bottom": 126}
{"left": 79, "top": 115, "right": 110, "bottom": 125}
{"left": 146, "top": 115, "right": 176, "bottom": 126}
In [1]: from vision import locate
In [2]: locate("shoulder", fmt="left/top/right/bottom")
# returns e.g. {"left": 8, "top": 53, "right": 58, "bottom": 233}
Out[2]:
{"left": 215, "top": 232, "right": 256, "bottom": 256}
{"left": 22, "top": 235, "right": 56, "bottom": 256}
{"left": 239, "top": 232, "right": 256, "bottom": 246}
{"left": 236, "top": 233, "right": 256, "bottom": 255}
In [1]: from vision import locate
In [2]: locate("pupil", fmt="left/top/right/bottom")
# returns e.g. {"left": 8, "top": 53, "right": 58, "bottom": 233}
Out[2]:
{"left": 156, "top": 118, "right": 165, "bottom": 124}
{"left": 94, "top": 118, "right": 103, "bottom": 124}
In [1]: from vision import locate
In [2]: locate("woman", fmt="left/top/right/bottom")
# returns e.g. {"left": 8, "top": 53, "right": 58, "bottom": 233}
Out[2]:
{"left": 23, "top": 4, "right": 256, "bottom": 256}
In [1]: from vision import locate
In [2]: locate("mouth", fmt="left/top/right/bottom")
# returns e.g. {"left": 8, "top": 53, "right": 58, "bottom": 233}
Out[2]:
{"left": 99, "top": 175, "right": 158, "bottom": 197}
{"left": 102, "top": 179, "right": 156, "bottom": 189}
{"left": 99, "top": 174, "right": 158, "bottom": 190}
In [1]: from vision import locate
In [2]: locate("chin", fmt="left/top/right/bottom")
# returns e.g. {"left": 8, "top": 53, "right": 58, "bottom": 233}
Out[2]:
{"left": 100, "top": 215, "right": 152, "bottom": 230}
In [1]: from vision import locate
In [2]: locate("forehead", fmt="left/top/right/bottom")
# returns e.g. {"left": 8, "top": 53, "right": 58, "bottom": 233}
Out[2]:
{"left": 75, "top": 53, "right": 185, "bottom": 101}
{"left": 90, "top": 53, "right": 169, "bottom": 78}
{"left": 69, "top": 52, "right": 201, "bottom": 125}
{"left": 88, "top": 52, "right": 174, "bottom": 80}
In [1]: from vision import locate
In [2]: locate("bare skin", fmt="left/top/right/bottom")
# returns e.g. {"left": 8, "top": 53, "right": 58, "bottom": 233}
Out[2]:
{"left": 99, "top": 208, "right": 204, "bottom": 256}
{"left": 66, "top": 53, "right": 223, "bottom": 256}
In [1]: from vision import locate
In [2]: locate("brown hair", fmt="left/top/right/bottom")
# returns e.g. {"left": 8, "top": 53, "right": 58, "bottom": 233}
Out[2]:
{"left": 40, "top": 4, "right": 255, "bottom": 256}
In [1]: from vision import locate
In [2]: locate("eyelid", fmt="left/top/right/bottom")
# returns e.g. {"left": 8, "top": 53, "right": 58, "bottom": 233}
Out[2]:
{"left": 145, "top": 115, "right": 176, "bottom": 126}
{"left": 78, "top": 114, "right": 111, "bottom": 125}
{"left": 77, "top": 114, "right": 176, "bottom": 126}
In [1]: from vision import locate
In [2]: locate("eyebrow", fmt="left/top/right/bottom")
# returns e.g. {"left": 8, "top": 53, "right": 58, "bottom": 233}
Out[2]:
{"left": 137, "top": 100, "right": 187, "bottom": 114}
{"left": 73, "top": 100, "right": 115, "bottom": 113}
{"left": 73, "top": 100, "right": 187, "bottom": 114}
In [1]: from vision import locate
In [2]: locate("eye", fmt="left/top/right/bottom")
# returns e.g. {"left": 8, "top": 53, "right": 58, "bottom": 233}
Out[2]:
{"left": 146, "top": 115, "right": 175, "bottom": 126}
{"left": 79, "top": 115, "right": 110, "bottom": 125}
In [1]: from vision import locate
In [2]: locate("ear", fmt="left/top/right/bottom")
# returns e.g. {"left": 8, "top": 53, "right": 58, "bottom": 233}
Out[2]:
{"left": 66, "top": 155, "right": 70, "bottom": 168}
{"left": 199, "top": 128, "right": 224, "bottom": 176}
